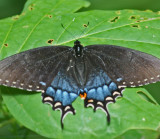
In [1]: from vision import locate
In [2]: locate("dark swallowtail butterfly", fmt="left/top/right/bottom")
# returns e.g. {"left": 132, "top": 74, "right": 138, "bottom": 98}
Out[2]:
{"left": 0, "top": 40, "right": 160, "bottom": 128}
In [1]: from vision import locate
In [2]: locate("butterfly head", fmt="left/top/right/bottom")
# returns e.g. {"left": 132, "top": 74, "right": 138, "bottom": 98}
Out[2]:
{"left": 74, "top": 40, "right": 81, "bottom": 45}
{"left": 73, "top": 40, "right": 83, "bottom": 57}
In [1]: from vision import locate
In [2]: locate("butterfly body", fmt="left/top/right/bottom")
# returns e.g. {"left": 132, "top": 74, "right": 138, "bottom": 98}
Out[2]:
{"left": 73, "top": 40, "right": 84, "bottom": 57}
{"left": 0, "top": 40, "right": 160, "bottom": 128}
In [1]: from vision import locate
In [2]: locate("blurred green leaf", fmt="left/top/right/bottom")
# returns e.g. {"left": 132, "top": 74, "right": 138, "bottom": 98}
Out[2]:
{"left": 0, "top": 0, "right": 160, "bottom": 138}
{"left": 0, "top": 91, "right": 46, "bottom": 138}
{"left": 0, "top": 119, "right": 47, "bottom": 139}
{"left": 0, "top": 0, "right": 26, "bottom": 19}
{"left": 80, "top": 0, "right": 160, "bottom": 12}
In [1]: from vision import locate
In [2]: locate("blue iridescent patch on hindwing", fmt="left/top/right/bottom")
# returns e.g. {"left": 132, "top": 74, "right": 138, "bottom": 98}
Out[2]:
{"left": 44, "top": 86, "right": 78, "bottom": 106}
{"left": 42, "top": 85, "right": 78, "bottom": 128}
{"left": 84, "top": 72, "right": 123, "bottom": 124}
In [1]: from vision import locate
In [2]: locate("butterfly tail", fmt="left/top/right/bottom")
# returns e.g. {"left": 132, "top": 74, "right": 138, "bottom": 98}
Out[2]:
{"left": 84, "top": 87, "right": 124, "bottom": 125}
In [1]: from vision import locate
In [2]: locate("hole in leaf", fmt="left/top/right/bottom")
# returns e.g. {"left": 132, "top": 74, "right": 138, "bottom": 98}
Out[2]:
{"left": 136, "top": 20, "right": 141, "bottom": 23}
{"left": 130, "top": 16, "right": 136, "bottom": 19}
{"left": 131, "top": 24, "right": 140, "bottom": 28}
{"left": 29, "top": 4, "right": 35, "bottom": 11}
{"left": 115, "top": 11, "right": 121, "bottom": 15}
{"left": 48, "top": 15, "right": 52, "bottom": 18}
{"left": 83, "top": 22, "right": 89, "bottom": 28}
{"left": 47, "top": 39, "right": 54, "bottom": 44}
{"left": 83, "top": 24, "right": 88, "bottom": 27}
{"left": 110, "top": 16, "right": 119, "bottom": 23}
{"left": 46, "top": 15, "right": 52, "bottom": 18}
{"left": 137, "top": 91, "right": 157, "bottom": 105}
{"left": 4, "top": 43, "right": 8, "bottom": 47}
{"left": 12, "top": 15, "right": 19, "bottom": 20}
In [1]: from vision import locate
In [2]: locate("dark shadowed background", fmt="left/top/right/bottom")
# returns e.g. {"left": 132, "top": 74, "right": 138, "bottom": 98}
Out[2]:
{"left": 0, "top": 0, "right": 160, "bottom": 19}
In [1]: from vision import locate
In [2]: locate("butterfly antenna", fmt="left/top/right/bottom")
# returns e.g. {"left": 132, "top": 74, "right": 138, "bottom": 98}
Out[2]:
{"left": 61, "top": 23, "right": 76, "bottom": 40}
{"left": 61, "top": 22, "right": 89, "bottom": 41}
{"left": 79, "top": 22, "right": 89, "bottom": 38}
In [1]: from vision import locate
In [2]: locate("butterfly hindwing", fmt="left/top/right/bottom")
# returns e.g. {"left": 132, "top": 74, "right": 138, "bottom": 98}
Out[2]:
{"left": 42, "top": 53, "right": 86, "bottom": 128}
{"left": 42, "top": 86, "right": 78, "bottom": 128}
{"left": 81, "top": 53, "right": 123, "bottom": 123}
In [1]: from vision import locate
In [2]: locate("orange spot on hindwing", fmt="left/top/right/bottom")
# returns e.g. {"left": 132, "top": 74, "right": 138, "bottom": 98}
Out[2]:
{"left": 79, "top": 92, "right": 87, "bottom": 99}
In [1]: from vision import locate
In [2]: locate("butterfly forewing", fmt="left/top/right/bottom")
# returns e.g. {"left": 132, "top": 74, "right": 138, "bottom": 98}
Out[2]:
{"left": 0, "top": 46, "right": 70, "bottom": 91}
{"left": 85, "top": 45, "right": 160, "bottom": 87}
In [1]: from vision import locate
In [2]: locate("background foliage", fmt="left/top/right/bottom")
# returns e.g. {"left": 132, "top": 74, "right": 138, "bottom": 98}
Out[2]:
{"left": 1, "top": 0, "right": 160, "bottom": 19}
{"left": 0, "top": 0, "right": 160, "bottom": 138}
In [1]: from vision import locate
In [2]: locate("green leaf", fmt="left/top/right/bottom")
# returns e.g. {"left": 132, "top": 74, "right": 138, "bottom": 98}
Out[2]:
{"left": 115, "top": 129, "right": 160, "bottom": 139}
{"left": 0, "top": 0, "right": 89, "bottom": 59}
{"left": 2, "top": 87, "right": 160, "bottom": 138}
{"left": 0, "top": 1, "right": 160, "bottom": 138}
{"left": 0, "top": 91, "right": 46, "bottom": 138}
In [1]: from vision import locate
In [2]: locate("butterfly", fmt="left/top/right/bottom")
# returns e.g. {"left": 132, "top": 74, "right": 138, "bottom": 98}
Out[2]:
{"left": 0, "top": 40, "right": 160, "bottom": 128}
